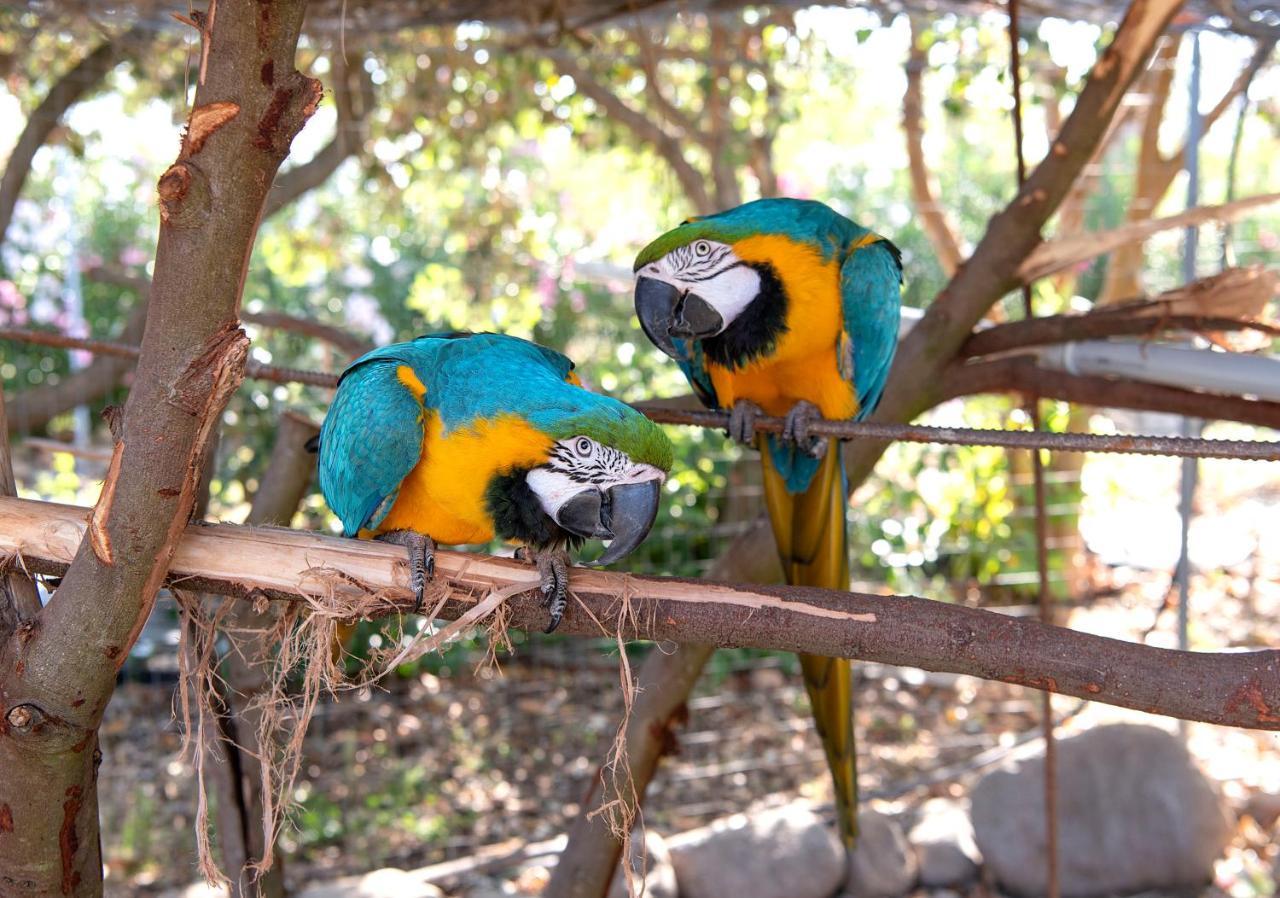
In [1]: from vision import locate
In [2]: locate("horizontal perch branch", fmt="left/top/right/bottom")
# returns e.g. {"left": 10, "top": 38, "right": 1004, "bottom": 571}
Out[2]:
{"left": 4, "top": 496, "right": 1280, "bottom": 731}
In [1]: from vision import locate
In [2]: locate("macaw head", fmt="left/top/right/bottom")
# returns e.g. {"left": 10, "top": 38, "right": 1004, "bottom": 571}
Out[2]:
{"left": 632, "top": 198, "right": 855, "bottom": 363}
{"left": 525, "top": 419, "right": 671, "bottom": 564}
{"left": 498, "top": 362, "right": 674, "bottom": 564}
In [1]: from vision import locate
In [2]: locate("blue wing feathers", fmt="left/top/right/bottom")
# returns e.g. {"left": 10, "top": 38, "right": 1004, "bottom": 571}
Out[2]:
{"left": 840, "top": 240, "right": 902, "bottom": 421}
{"left": 318, "top": 359, "right": 425, "bottom": 536}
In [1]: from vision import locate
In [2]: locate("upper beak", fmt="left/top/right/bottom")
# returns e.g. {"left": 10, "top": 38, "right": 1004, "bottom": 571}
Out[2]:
{"left": 635, "top": 277, "right": 723, "bottom": 359}
{"left": 595, "top": 479, "right": 662, "bottom": 565}
{"left": 553, "top": 478, "right": 663, "bottom": 565}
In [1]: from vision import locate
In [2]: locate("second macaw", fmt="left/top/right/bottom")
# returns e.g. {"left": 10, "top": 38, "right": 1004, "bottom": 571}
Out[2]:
{"left": 314, "top": 331, "right": 674, "bottom": 631}
{"left": 632, "top": 198, "right": 902, "bottom": 847}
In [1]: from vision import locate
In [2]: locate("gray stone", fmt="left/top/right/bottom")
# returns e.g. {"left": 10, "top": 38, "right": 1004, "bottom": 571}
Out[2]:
{"left": 971, "top": 723, "right": 1232, "bottom": 898}
{"left": 844, "top": 809, "right": 919, "bottom": 898}
{"left": 908, "top": 798, "right": 981, "bottom": 887}
{"left": 608, "top": 829, "right": 677, "bottom": 898}
{"left": 668, "top": 802, "right": 845, "bottom": 898}
{"left": 297, "top": 868, "right": 445, "bottom": 898}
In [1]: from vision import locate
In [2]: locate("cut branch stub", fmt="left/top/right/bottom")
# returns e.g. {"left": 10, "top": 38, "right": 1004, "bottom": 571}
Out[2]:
{"left": 158, "top": 162, "right": 213, "bottom": 229}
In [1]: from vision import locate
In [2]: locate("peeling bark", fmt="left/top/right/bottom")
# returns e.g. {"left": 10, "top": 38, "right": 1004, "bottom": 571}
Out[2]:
{"left": 0, "top": 2, "right": 319, "bottom": 892}
{"left": 6, "top": 496, "right": 1280, "bottom": 732}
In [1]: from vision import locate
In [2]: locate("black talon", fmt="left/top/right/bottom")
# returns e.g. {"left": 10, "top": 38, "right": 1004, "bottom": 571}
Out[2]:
{"left": 520, "top": 547, "right": 570, "bottom": 633}
{"left": 377, "top": 530, "right": 436, "bottom": 613}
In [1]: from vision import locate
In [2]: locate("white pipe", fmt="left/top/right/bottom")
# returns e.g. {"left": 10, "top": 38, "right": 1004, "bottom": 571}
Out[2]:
{"left": 1038, "top": 340, "right": 1280, "bottom": 403}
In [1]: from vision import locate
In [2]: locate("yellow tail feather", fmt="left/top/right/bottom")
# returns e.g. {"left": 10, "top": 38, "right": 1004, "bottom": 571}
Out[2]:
{"left": 761, "top": 442, "right": 858, "bottom": 848}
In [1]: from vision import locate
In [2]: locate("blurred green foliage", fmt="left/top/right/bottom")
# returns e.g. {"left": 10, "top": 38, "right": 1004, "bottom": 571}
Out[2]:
{"left": 3, "top": 8, "right": 1277, "bottom": 645}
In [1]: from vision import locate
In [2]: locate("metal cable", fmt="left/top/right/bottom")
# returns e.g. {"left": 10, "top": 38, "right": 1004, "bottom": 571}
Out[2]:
{"left": 5, "top": 326, "right": 1280, "bottom": 460}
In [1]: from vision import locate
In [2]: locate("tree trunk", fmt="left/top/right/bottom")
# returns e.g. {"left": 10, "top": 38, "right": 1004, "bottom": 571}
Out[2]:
{"left": 0, "top": 3, "right": 319, "bottom": 893}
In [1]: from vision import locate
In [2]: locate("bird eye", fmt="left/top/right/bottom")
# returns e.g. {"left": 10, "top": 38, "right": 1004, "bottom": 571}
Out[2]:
{"left": 575, "top": 438, "right": 593, "bottom": 457}
{"left": 693, "top": 240, "right": 711, "bottom": 256}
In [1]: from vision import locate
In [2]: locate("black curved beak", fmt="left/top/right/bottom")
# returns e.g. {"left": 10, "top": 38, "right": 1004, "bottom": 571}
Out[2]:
{"left": 595, "top": 479, "right": 662, "bottom": 565}
{"left": 553, "top": 479, "right": 663, "bottom": 565}
{"left": 635, "top": 277, "right": 723, "bottom": 360}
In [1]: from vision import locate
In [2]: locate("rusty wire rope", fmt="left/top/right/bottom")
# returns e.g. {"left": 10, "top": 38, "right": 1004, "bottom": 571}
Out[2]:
{"left": 4, "top": 325, "right": 1280, "bottom": 461}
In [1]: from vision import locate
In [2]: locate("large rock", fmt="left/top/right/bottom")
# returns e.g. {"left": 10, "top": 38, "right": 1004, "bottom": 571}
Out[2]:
{"left": 908, "top": 798, "right": 981, "bottom": 887}
{"left": 843, "top": 809, "right": 919, "bottom": 898}
{"left": 971, "top": 724, "right": 1232, "bottom": 897}
{"left": 608, "top": 829, "right": 677, "bottom": 898}
{"left": 297, "top": 868, "right": 445, "bottom": 898}
{"left": 668, "top": 802, "right": 845, "bottom": 898}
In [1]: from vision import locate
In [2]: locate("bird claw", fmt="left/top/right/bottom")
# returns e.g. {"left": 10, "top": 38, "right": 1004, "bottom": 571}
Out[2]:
{"left": 516, "top": 546, "right": 570, "bottom": 633}
{"left": 377, "top": 530, "right": 435, "bottom": 613}
{"left": 727, "top": 399, "right": 764, "bottom": 448}
{"left": 783, "top": 401, "right": 829, "bottom": 459}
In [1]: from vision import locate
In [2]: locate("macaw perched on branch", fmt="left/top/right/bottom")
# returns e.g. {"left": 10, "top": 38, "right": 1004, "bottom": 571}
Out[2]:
{"left": 314, "top": 331, "right": 674, "bottom": 632}
{"left": 632, "top": 198, "right": 902, "bottom": 847}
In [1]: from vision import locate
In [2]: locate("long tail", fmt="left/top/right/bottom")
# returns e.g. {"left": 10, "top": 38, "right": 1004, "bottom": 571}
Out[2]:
{"left": 761, "top": 441, "right": 858, "bottom": 848}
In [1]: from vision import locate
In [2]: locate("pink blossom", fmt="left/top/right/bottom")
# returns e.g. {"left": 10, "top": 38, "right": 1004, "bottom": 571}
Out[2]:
{"left": 119, "top": 246, "right": 149, "bottom": 267}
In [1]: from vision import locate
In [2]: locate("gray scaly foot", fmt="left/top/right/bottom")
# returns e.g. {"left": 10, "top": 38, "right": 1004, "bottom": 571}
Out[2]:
{"left": 376, "top": 530, "right": 436, "bottom": 613}
{"left": 783, "top": 400, "right": 830, "bottom": 459}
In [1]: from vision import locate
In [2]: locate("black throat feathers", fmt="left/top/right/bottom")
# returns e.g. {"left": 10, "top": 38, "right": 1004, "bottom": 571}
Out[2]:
{"left": 484, "top": 468, "right": 581, "bottom": 551}
{"left": 701, "top": 261, "right": 789, "bottom": 370}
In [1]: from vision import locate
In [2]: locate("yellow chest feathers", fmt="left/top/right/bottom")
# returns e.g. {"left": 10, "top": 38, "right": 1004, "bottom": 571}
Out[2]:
{"left": 707, "top": 235, "right": 857, "bottom": 420}
{"left": 375, "top": 413, "right": 553, "bottom": 545}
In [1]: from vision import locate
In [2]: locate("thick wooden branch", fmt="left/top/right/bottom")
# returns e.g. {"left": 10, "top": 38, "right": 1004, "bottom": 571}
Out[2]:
{"left": 0, "top": 4, "right": 319, "bottom": 892}
{"left": 962, "top": 268, "right": 1280, "bottom": 357}
{"left": 5, "top": 496, "right": 1279, "bottom": 730}
{"left": 1018, "top": 193, "right": 1280, "bottom": 284}
{"left": 0, "top": 24, "right": 146, "bottom": 246}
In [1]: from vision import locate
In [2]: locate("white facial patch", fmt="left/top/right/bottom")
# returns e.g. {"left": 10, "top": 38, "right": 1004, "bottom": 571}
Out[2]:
{"left": 527, "top": 437, "right": 666, "bottom": 518}
{"left": 638, "top": 240, "right": 761, "bottom": 332}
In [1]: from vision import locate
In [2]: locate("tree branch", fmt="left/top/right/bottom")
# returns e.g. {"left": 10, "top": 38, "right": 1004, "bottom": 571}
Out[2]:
{"left": 1018, "top": 192, "right": 1280, "bottom": 283}
{"left": 5, "top": 496, "right": 1280, "bottom": 731}
{"left": 553, "top": 52, "right": 713, "bottom": 214}
{"left": 941, "top": 353, "right": 1280, "bottom": 429}
{"left": 262, "top": 49, "right": 372, "bottom": 219}
{"left": 961, "top": 269, "right": 1280, "bottom": 357}
{"left": 845, "top": 0, "right": 1187, "bottom": 491}
{"left": 4, "top": 297, "right": 148, "bottom": 434}
{"left": 0, "top": 3, "right": 320, "bottom": 891}
{"left": 904, "top": 18, "right": 966, "bottom": 276}
{"left": 0, "top": 24, "right": 147, "bottom": 246}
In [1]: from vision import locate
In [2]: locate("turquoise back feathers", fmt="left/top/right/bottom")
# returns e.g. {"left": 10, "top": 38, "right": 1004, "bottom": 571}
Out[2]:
{"left": 317, "top": 332, "right": 672, "bottom": 536}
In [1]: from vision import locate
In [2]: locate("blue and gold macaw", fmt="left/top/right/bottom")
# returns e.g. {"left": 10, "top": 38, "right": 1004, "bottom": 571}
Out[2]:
{"left": 632, "top": 198, "right": 902, "bottom": 847}
{"left": 315, "top": 331, "right": 674, "bottom": 631}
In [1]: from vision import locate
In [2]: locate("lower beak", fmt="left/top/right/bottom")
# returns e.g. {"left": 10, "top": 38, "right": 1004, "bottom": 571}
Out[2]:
{"left": 553, "top": 479, "right": 663, "bottom": 565}
{"left": 595, "top": 479, "right": 662, "bottom": 565}
{"left": 635, "top": 277, "right": 723, "bottom": 359}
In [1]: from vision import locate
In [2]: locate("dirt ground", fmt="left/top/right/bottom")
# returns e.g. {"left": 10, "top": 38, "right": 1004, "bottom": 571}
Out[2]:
{"left": 96, "top": 540, "right": 1280, "bottom": 897}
